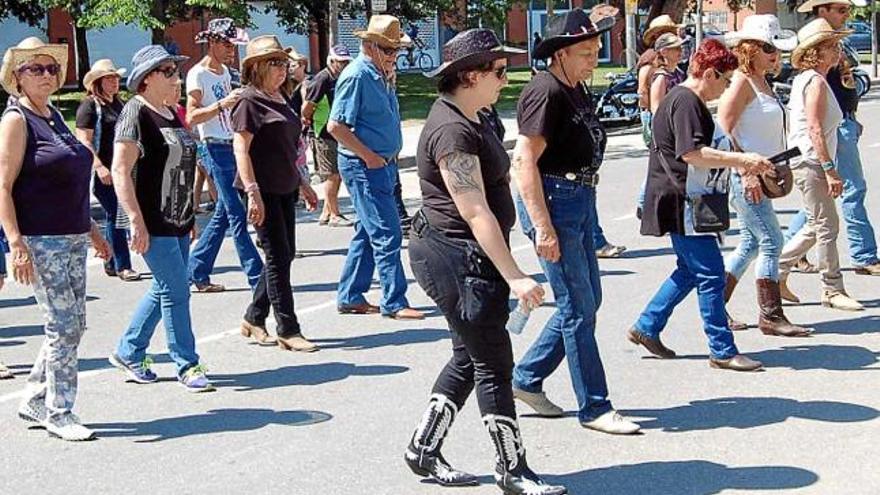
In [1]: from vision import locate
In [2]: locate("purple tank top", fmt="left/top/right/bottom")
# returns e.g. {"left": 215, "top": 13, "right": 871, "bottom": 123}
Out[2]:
{"left": 5, "top": 104, "right": 93, "bottom": 235}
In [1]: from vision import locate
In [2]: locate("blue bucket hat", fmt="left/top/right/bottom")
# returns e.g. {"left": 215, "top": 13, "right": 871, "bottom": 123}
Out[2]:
{"left": 126, "top": 44, "right": 188, "bottom": 91}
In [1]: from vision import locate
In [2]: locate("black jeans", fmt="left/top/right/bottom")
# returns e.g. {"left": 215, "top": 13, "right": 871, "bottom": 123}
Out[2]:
{"left": 246, "top": 191, "right": 301, "bottom": 337}
{"left": 408, "top": 212, "right": 516, "bottom": 418}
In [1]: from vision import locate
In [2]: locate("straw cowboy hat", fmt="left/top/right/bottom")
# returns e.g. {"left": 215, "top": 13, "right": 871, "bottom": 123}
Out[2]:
{"left": 725, "top": 14, "right": 798, "bottom": 52}
{"left": 425, "top": 28, "right": 525, "bottom": 78}
{"left": 796, "top": 0, "right": 863, "bottom": 14}
{"left": 288, "top": 46, "right": 307, "bottom": 63}
{"left": 533, "top": 8, "right": 615, "bottom": 60}
{"left": 353, "top": 15, "right": 411, "bottom": 48}
{"left": 241, "top": 35, "right": 292, "bottom": 70}
{"left": 82, "top": 59, "right": 127, "bottom": 91}
{"left": 643, "top": 15, "right": 684, "bottom": 47}
{"left": 791, "top": 18, "right": 852, "bottom": 68}
{"left": 1, "top": 37, "right": 68, "bottom": 96}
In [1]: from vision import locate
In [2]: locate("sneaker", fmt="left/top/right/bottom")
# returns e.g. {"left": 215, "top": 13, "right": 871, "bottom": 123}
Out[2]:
{"left": 179, "top": 365, "right": 215, "bottom": 393}
{"left": 580, "top": 410, "right": 641, "bottom": 435}
{"left": 109, "top": 354, "right": 158, "bottom": 384}
{"left": 18, "top": 398, "right": 48, "bottom": 426}
{"left": 45, "top": 413, "right": 95, "bottom": 441}
{"left": 513, "top": 388, "right": 564, "bottom": 417}
{"left": 854, "top": 262, "right": 880, "bottom": 276}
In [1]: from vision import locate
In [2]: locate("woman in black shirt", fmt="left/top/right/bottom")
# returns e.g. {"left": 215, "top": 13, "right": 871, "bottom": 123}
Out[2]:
{"left": 75, "top": 59, "right": 140, "bottom": 281}
{"left": 404, "top": 29, "right": 566, "bottom": 495}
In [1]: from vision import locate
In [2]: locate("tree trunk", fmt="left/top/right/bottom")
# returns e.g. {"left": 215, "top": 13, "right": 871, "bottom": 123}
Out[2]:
{"left": 315, "top": 15, "right": 329, "bottom": 69}
{"left": 365, "top": 0, "right": 373, "bottom": 18}
{"left": 151, "top": 0, "right": 167, "bottom": 45}
{"left": 74, "top": 24, "right": 90, "bottom": 89}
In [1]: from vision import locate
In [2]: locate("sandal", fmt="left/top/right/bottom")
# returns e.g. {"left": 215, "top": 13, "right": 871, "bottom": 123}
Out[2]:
{"left": 118, "top": 269, "right": 142, "bottom": 282}
{"left": 318, "top": 215, "right": 330, "bottom": 226}
{"left": 192, "top": 281, "right": 226, "bottom": 293}
{"left": 793, "top": 256, "right": 818, "bottom": 273}
{"left": 327, "top": 215, "right": 354, "bottom": 227}
{"left": 596, "top": 243, "right": 627, "bottom": 258}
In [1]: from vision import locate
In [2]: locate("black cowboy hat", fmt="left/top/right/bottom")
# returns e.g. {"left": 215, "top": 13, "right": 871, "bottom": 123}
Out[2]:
{"left": 425, "top": 28, "right": 525, "bottom": 78}
{"left": 533, "top": 8, "right": 615, "bottom": 60}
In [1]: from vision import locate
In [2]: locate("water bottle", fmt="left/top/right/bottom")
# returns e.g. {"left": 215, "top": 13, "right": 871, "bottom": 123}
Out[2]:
{"left": 505, "top": 303, "right": 531, "bottom": 335}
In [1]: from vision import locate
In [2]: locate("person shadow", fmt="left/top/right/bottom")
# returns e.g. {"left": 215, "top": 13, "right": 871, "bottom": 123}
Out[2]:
{"left": 748, "top": 344, "right": 880, "bottom": 371}
{"left": 211, "top": 362, "right": 409, "bottom": 392}
{"left": 0, "top": 324, "right": 43, "bottom": 338}
{"left": 807, "top": 314, "right": 880, "bottom": 335}
{"left": 311, "top": 328, "right": 449, "bottom": 350}
{"left": 625, "top": 396, "right": 879, "bottom": 433}
{"left": 544, "top": 460, "right": 818, "bottom": 494}
{"left": 91, "top": 408, "right": 332, "bottom": 443}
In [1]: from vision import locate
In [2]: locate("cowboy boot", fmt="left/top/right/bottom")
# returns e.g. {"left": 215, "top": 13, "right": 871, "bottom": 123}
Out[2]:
{"left": 483, "top": 414, "right": 567, "bottom": 495}
{"left": 404, "top": 394, "right": 477, "bottom": 487}
{"left": 756, "top": 279, "right": 812, "bottom": 337}
{"left": 724, "top": 273, "right": 748, "bottom": 330}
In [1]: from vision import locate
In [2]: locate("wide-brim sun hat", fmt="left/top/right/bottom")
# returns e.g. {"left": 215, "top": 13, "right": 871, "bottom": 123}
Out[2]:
{"left": 654, "top": 32, "right": 685, "bottom": 51}
{"left": 791, "top": 18, "right": 852, "bottom": 68}
{"left": 533, "top": 8, "right": 616, "bottom": 60}
{"left": 241, "top": 35, "right": 293, "bottom": 71}
{"left": 1, "top": 37, "right": 68, "bottom": 96}
{"left": 287, "top": 46, "right": 308, "bottom": 63}
{"left": 83, "top": 58, "right": 127, "bottom": 91}
{"left": 643, "top": 14, "right": 685, "bottom": 47}
{"left": 796, "top": 0, "right": 863, "bottom": 14}
{"left": 126, "top": 44, "right": 188, "bottom": 92}
{"left": 725, "top": 14, "right": 797, "bottom": 52}
{"left": 354, "top": 14, "right": 412, "bottom": 49}
{"left": 425, "top": 28, "right": 525, "bottom": 78}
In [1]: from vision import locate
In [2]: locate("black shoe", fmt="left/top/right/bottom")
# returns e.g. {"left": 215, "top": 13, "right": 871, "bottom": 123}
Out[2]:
{"left": 405, "top": 394, "right": 478, "bottom": 487}
{"left": 484, "top": 414, "right": 568, "bottom": 495}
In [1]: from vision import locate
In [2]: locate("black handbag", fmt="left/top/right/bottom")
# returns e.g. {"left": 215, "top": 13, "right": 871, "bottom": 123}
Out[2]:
{"left": 656, "top": 149, "right": 730, "bottom": 234}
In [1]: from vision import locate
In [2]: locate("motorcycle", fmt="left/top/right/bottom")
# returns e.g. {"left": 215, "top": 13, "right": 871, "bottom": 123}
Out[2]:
{"left": 592, "top": 70, "right": 641, "bottom": 125}
{"left": 771, "top": 44, "right": 871, "bottom": 105}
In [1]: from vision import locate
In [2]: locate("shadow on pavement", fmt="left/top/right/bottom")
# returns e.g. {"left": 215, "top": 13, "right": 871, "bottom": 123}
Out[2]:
{"left": 546, "top": 460, "right": 818, "bottom": 494}
{"left": 212, "top": 362, "right": 409, "bottom": 391}
{"left": 622, "top": 247, "right": 674, "bottom": 259}
{"left": 0, "top": 296, "right": 36, "bottom": 309}
{"left": 625, "top": 396, "right": 879, "bottom": 432}
{"left": 91, "top": 408, "right": 332, "bottom": 443}
{"left": 807, "top": 314, "right": 880, "bottom": 335}
{"left": 750, "top": 344, "right": 880, "bottom": 371}
{"left": 313, "top": 328, "right": 449, "bottom": 350}
{"left": 0, "top": 324, "right": 45, "bottom": 338}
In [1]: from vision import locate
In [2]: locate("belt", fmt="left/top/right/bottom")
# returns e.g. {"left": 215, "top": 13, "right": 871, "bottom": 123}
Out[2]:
{"left": 203, "top": 137, "right": 233, "bottom": 145}
{"left": 542, "top": 171, "right": 599, "bottom": 187}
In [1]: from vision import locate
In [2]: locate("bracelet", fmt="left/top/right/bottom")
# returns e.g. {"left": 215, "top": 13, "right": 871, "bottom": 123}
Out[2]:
{"left": 244, "top": 182, "right": 260, "bottom": 193}
{"left": 821, "top": 161, "right": 835, "bottom": 172}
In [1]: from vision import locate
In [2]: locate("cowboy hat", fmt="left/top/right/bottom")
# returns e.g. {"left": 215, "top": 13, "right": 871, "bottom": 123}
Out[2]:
{"left": 791, "top": 18, "right": 852, "bottom": 68}
{"left": 425, "top": 28, "right": 525, "bottom": 78}
{"left": 328, "top": 44, "right": 353, "bottom": 61}
{"left": 654, "top": 32, "right": 685, "bottom": 51}
{"left": 0, "top": 37, "right": 68, "bottom": 96}
{"left": 725, "top": 14, "right": 798, "bottom": 52}
{"left": 82, "top": 59, "right": 127, "bottom": 91}
{"left": 353, "top": 15, "right": 412, "bottom": 48}
{"left": 533, "top": 8, "right": 615, "bottom": 60}
{"left": 195, "top": 17, "right": 249, "bottom": 45}
{"left": 796, "top": 0, "right": 862, "bottom": 14}
{"left": 643, "top": 15, "right": 685, "bottom": 47}
{"left": 126, "top": 44, "right": 188, "bottom": 92}
{"left": 241, "top": 35, "right": 293, "bottom": 70}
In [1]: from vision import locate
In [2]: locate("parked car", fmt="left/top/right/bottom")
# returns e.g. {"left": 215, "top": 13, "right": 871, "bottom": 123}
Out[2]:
{"left": 846, "top": 21, "right": 872, "bottom": 53}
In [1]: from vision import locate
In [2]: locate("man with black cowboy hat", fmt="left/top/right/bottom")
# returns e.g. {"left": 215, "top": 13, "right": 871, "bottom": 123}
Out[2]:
{"left": 510, "top": 7, "right": 640, "bottom": 435}
{"left": 328, "top": 14, "right": 424, "bottom": 320}
{"left": 786, "top": 0, "right": 880, "bottom": 276}
{"left": 186, "top": 18, "right": 263, "bottom": 294}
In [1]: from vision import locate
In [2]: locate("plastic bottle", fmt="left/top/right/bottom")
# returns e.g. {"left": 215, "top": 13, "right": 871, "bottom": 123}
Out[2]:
{"left": 505, "top": 303, "right": 531, "bottom": 335}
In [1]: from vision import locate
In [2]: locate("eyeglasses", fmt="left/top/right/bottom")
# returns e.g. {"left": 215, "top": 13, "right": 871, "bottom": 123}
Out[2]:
{"left": 267, "top": 58, "right": 291, "bottom": 69}
{"left": 377, "top": 45, "right": 398, "bottom": 56}
{"left": 153, "top": 64, "right": 179, "bottom": 79}
{"left": 18, "top": 63, "right": 61, "bottom": 77}
{"left": 760, "top": 42, "right": 778, "bottom": 55}
{"left": 714, "top": 69, "right": 732, "bottom": 88}
{"left": 491, "top": 65, "right": 508, "bottom": 79}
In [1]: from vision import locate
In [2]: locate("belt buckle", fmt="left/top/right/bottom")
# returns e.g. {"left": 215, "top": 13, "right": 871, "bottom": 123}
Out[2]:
{"left": 564, "top": 172, "right": 577, "bottom": 181}
{"left": 591, "top": 173, "right": 600, "bottom": 187}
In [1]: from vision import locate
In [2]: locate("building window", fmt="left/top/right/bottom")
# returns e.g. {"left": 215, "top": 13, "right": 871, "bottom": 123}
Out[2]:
{"left": 705, "top": 12, "right": 729, "bottom": 32}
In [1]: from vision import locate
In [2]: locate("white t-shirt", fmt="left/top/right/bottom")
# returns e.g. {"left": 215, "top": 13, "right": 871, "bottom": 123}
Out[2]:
{"left": 185, "top": 63, "right": 233, "bottom": 140}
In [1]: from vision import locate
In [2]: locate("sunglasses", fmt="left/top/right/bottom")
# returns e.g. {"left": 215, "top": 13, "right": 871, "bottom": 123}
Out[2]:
{"left": 153, "top": 64, "right": 179, "bottom": 78}
{"left": 760, "top": 42, "right": 778, "bottom": 55}
{"left": 714, "top": 69, "right": 732, "bottom": 88}
{"left": 267, "top": 58, "right": 291, "bottom": 69}
{"left": 18, "top": 63, "right": 61, "bottom": 77}
{"left": 490, "top": 65, "right": 508, "bottom": 79}
{"left": 377, "top": 45, "right": 398, "bottom": 56}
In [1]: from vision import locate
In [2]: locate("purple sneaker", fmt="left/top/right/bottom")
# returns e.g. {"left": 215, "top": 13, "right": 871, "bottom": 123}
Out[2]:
{"left": 109, "top": 354, "right": 158, "bottom": 384}
{"left": 179, "top": 365, "right": 214, "bottom": 393}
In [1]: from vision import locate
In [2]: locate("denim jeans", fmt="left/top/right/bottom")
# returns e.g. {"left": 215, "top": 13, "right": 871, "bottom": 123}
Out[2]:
{"left": 590, "top": 193, "right": 609, "bottom": 249}
{"left": 92, "top": 179, "right": 132, "bottom": 272}
{"left": 836, "top": 117, "right": 878, "bottom": 266}
{"left": 634, "top": 234, "right": 738, "bottom": 360}
{"left": 725, "top": 173, "right": 785, "bottom": 281}
{"left": 188, "top": 142, "right": 263, "bottom": 289}
{"left": 512, "top": 177, "right": 612, "bottom": 422}
{"left": 117, "top": 236, "right": 200, "bottom": 376}
{"left": 637, "top": 110, "right": 652, "bottom": 211}
{"left": 336, "top": 155, "right": 409, "bottom": 314}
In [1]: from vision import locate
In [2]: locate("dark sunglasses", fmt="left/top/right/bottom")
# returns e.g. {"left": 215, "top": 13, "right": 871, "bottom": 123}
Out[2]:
{"left": 714, "top": 69, "right": 732, "bottom": 88}
{"left": 18, "top": 63, "right": 61, "bottom": 77}
{"left": 153, "top": 64, "right": 179, "bottom": 78}
{"left": 490, "top": 65, "right": 508, "bottom": 79}
{"left": 377, "top": 45, "right": 398, "bottom": 56}
{"left": 267, "top": 58, "right": 291, "bottom": 69}
{"left": 760, "top": 42, "right": 778, "bottom": 55}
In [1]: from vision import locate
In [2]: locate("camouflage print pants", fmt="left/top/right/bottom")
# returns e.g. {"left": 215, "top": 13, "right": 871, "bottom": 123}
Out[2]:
{"left": 23, "top": 234, "right": 89, "bottom": 420}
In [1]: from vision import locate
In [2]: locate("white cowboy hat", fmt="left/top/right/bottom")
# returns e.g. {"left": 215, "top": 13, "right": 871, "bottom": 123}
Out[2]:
{"left": 796, "top": 0, "right": 864, "bottom": 14}
{"left": 82, "top": 59, "right": 127, "bottom": 91}
{"left": 791, "top": 18, "right": 853, "bottom": 68}
{"left": 643, "top": 15, "right": 684, "bottom": 47}
{"left": 725, "top": 14, "right": 798, "bottom": 52}
{"left": 0, "top": 37, "right": 68, "bottom": 96}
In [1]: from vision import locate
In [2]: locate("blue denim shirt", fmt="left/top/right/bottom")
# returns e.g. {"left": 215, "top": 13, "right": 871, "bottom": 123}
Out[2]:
{"left": 329, "top": 54, "right": 403, "bottom": 160}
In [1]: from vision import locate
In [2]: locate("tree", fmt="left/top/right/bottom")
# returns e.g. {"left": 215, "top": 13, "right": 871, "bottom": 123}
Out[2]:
{"left": 726, "top": 0, "right": 752, "bottom": 30}
{"left": 0, "top": 0, "right": 46, "bottom": 25}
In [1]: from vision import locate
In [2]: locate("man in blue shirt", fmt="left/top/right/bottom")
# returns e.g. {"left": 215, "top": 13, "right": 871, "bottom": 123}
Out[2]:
{"left": 328, "top": 15, "right": 424, "bottom": 320}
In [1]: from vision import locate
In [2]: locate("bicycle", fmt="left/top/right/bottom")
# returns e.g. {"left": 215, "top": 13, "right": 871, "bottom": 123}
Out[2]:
{"left": 396, "top": 37, "right": 434, "bottom": 72}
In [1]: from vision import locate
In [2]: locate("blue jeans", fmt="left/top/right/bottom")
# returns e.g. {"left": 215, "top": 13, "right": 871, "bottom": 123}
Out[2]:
{"left": 117, "top": 236, "right": 200, "bottom": 376}
{"left": 93, "top": 179, "right": 132, "bottom": 271}
{"left": 637, "top": 110, "right": 652, "bottom": 211}
{"left": 634, "top": 234, "right": 738, "bottom": 360}
{"left": 590, "top": 194, "right": 609, "bottom": 249}
{"left": 336, "top": 155, "right": 409, "bottom": 314}
{"left": 0, "top": 229, "right": 7, "bottom": 276}
{"left": 836, "top": 117, "right": 878, "bottom": 266}
{"left": 188, "top": 142, "right": 263, "bottom": 289}
{"left": 513, "top": 177, "right": 612, "bottom": 422}
{"left": 725, "top": 173, "right": 785, "bottom": 281}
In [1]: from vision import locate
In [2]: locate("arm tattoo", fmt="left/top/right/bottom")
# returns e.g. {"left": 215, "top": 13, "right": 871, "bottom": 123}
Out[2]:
{"left": 442, "top": 152, "right": 482, "bottom": 194}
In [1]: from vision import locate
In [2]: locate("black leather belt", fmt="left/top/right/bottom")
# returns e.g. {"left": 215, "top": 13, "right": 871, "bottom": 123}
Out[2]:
{"left": 542, "top": 171, "right": 599, "bottom": 187}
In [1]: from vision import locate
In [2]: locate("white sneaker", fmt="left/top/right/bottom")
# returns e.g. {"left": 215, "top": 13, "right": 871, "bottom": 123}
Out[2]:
{"left": 44, "top": 413, "right": 95, "bottom": 441}
{"left": 580, "top": 410, "right": 641, "bottom": 435}
{"left": 18, "top": 398, "right": 48, "bottom": 426}
{"left": 513, "top": 388, "right": 564, "bottom": 417}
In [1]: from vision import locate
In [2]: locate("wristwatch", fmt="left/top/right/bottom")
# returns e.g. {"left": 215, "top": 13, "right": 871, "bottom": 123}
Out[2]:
{"left": 821, "top": 161, "right": 835, "bottom": 172}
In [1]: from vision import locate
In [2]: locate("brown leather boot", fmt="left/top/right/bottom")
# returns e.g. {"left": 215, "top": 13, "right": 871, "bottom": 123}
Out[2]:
{"left": 724, "top": 273, "right": 748, "bottom": 330}
{"left": 755, "top": 279, "right": 812, "bottom": 337}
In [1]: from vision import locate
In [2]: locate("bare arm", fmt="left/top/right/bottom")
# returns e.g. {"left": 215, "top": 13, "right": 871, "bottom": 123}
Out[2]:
{"left": 111, "top": 141, "right": 150, "bottom": 253}
{"left": 804, "top": 77, "right": 833, "bottom": 164}
{"left": 510, "top": 134, "right": 559, "bottom": 262}
{"left": 301, "top": 100, "right": 317, "bottom": 123}
{"left": 682, "top": 146, "right": 772, "bottom": 174}
{"left": 233, "top": 130, "right": 268, "bottom": 226}
{"left": 650, "top": 75, "right": 668, "bottom": 115}
{"left": 186, "top": 88, "right": 242, "bottom": 128}
{"left": 74, "top": 128, "right": 101, "bottom": 168}
{"left": 327, "top": 120, "right": 385, "bottom": 168}
{"left": 0, "top": 112, "right": 26, "bottom": 248}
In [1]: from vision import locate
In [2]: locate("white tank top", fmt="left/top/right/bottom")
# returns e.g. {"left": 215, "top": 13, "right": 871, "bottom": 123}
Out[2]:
{"left": 788, "top": 69, "right": 843, "bottom": 166}
{"left": 731, "top": 76, "right": 787, "bottom": 159}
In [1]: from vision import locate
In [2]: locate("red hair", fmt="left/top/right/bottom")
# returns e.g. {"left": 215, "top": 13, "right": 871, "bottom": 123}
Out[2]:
{"left": 689, "top": 39, "right": 738, "bottom": 78}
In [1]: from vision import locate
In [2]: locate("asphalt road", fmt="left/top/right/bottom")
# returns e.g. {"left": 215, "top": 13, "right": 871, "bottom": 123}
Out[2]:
{"left": 1, "top": 90, "right": 880, "bottom": 495}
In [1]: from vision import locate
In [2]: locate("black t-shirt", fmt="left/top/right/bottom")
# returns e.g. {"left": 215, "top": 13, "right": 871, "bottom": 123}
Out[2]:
{"left": 827, "top": 66, "right": 858, "bottom": 115}
{"left": 641, "top": 86, "right": 715, "bottom": 236}
{"left": 417, "top": 98, "right": 515, "bottom": 241}
{"left": 232, "top": 87, "right": 301, "bottom": 195}
{"left": 115, "top": 97, "right": 197, "bottom": 236}
{"left": 304, "top": 68, "right": 339, "bottom": 139}
{"left": 75, "top": 96, "right": 123, "bottom": 168}
{"left": 517, "top": 71, "right": 607, "bottom": 175}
